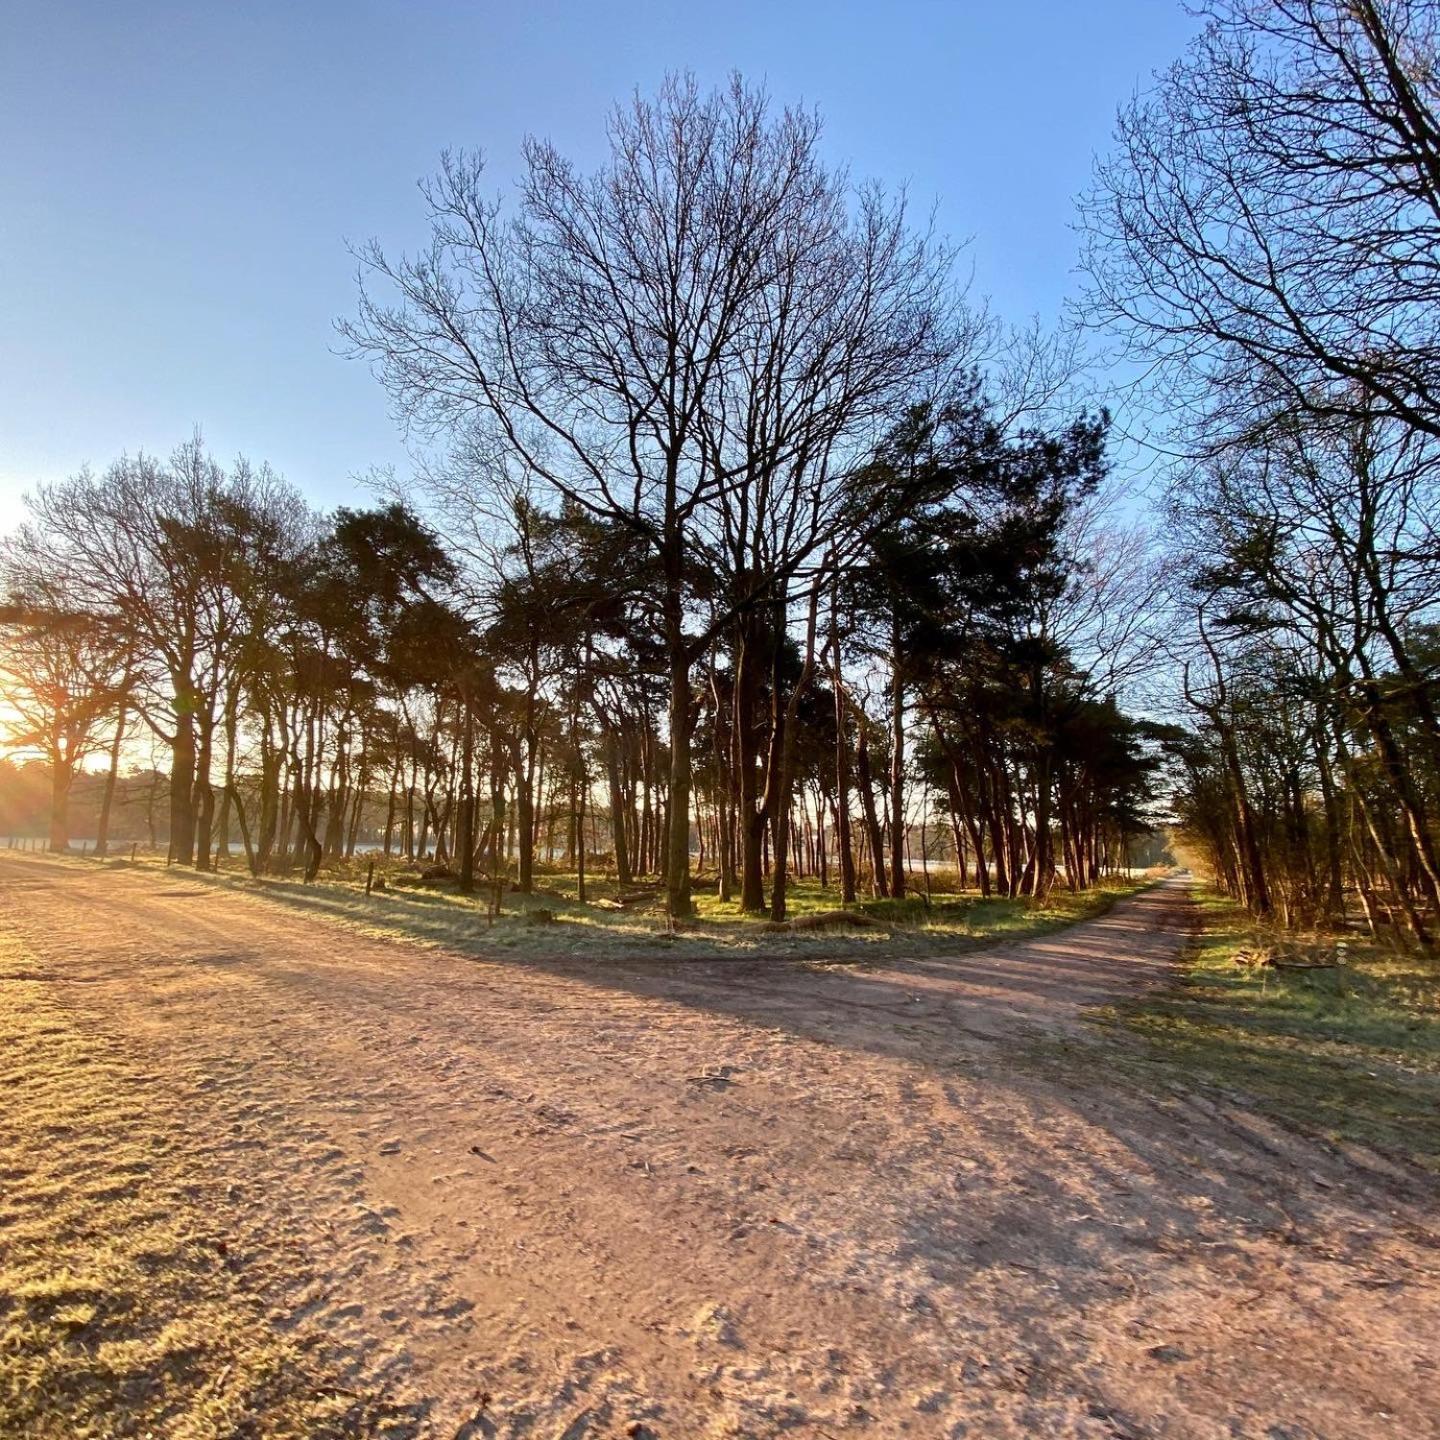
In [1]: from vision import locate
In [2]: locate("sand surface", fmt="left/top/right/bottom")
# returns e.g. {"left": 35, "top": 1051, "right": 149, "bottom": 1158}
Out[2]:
{"left": 1, "top": 858, "right": 1436, "bottom": 1438}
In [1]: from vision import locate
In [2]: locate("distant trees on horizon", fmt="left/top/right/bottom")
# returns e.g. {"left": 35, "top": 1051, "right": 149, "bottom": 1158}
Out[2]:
{"left": 5, "top": 2, "right": 1440, "bottom": 949}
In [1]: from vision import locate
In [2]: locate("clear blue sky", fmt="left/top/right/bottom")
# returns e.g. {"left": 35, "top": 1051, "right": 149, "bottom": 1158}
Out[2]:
{"left": 0, "top": 1, "right": 1199, "bottom": 532}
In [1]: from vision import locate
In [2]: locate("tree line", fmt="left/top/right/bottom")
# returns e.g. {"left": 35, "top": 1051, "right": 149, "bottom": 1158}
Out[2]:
{"left": 1081, "top": 0, "right": 1440, "bottom": 948}
{"left": 0, "top": 81, "right": 1164, "bottom": 914}
{"left": 0, "top": 398, "right": 1161, "bottom": 919}
{"left": 10, "top": 3, "right": 1437, "bottom": 947}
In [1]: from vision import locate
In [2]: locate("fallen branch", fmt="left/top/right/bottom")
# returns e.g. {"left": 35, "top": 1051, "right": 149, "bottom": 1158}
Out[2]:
{"left": 759, "top": 908, "right": 879, "bottom": 933}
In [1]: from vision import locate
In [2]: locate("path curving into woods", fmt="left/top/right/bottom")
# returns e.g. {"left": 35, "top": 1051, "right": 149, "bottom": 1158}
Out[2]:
{"left": 1, "top": 860, "right": 1435, "bottom": 1438}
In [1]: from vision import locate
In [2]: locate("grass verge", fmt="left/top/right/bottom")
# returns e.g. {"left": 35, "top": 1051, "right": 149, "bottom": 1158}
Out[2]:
{"left": 59, "top": 851, "right": 1156, "bottom": 964}
{"left": 0, "top": 926, "right": 381, "bottom": 1439}
{"left": 1092, "top": 889, "right": 1440, "bottom": 1169}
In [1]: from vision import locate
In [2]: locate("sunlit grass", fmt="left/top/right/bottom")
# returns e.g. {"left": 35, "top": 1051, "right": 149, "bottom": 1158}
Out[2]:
{"left": 0, "top": 929, "right": 376, "bottom": 1438}
{"left": 1093, "top": 890, "right": 1440, "bottom": 1167}
{"left": 24, "top": 847, "right": 1155, "bottom": 964}
{"left": 210, "top": 856, "right": 1151, "bottom": 961}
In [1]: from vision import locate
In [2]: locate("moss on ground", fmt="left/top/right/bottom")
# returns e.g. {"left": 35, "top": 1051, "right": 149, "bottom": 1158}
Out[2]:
{"left": 0, "top": 927, "right": 382, "bottom": 1439}
{"left": 1092, "top": 890, "right": 1440, "bottom": 1169}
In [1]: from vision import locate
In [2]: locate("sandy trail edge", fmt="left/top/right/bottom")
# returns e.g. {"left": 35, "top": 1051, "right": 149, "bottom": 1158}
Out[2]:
{"left": 1, "top": 860, "right": 1436, "bottom": 1439}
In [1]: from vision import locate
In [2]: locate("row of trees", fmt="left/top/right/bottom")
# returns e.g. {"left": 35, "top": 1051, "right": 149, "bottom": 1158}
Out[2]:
{"left": 0, "top": 82, "right": 1169, "bottom": 914}
{"left": 11, "top": 6, "right": 1436, "bottom": 948}
{"left": 1083, "top": 0, "right": 1440, "bottom": 946}
{"left": 0, "top": 443, "right": 447, "bottom": 873}
{"left": 0, "top": 394, "right": 1162, "bottom": 918}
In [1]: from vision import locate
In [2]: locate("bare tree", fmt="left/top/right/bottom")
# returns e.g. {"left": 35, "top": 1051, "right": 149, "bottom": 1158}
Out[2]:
{"left": 1081, "top": 0, "right": 1440, "bottom": 450}
{"left": 22, "top": 438, "right": 309, "bottom": 868}
{"left": 0, "top": 563, "right": 129, "bottom": 851}
{"left": 344, "top": 74, "right": 960, "bottom": 914}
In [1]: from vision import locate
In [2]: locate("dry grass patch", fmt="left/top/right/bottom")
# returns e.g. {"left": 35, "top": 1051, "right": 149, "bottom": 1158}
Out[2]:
{"left": 0, "top": 928, "right": 381, "bottom": 1440}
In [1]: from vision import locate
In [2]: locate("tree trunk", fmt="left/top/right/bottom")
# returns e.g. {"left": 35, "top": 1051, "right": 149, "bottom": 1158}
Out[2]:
{"left": 888, "top": 616, "right": 907, "bottom": 898}
{"left": 193, "top": 703, "right": 217, "bottom": 872}
{"left": 735, "top": 610, "right": 768, "bottom": 912}
{"left": 216, "top": 687, "right": 240, "bottom": 859}
{"left": 605, "top": 728, "right": 632, "bottom": 885}
{"left": 458, "top": 697, "right": 477, "bottom": 895}
{"left": 832, "top": 611, "right": 857, "bottom": 906}
{"left": 169, "top": 686, "right": 198, "bottom": 866}
{"left": 94, "top": 701, "right": 129, "bottom": 858}
{"left": 769, "top": 587, "right": 820, "bottom": 922}
{"left": 47, "top": 753, "right": 73, "bottom": 852}
{"left": 855, "top": 722, "right": 889, "bottom": 898}
{"left": 664, "top": 597, "right": 695, "bottom": 917}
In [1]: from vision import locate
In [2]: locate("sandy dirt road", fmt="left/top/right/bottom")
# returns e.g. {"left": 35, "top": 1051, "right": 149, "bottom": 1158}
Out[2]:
{"left": 1, "top": 857, "right": 1437, "bottom": 1439}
